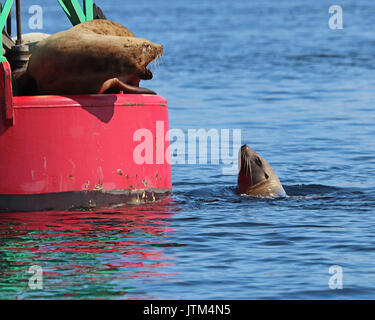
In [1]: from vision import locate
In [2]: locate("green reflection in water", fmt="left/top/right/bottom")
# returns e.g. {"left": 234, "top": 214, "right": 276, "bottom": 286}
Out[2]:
{"left": 0, "top": 203, "right": 180, "bottom": 299}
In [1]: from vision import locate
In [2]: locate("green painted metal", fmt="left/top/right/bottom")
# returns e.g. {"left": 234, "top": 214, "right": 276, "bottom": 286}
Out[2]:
{"left": 57, "top": 0, "right": 94, "bottom": 26}
{"left": 84, "top": 0, "right": 94, "bottom": 21}
{"left": 0, "top": 0, "right": 15, "bottom": 62}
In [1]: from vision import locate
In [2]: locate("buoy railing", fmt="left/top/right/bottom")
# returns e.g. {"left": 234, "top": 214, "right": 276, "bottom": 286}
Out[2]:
{"left": 0, "top": 0, "right": 13, "bottom": 62}
{"left": 57, "top": 0, "right": 94, "bottom": 26}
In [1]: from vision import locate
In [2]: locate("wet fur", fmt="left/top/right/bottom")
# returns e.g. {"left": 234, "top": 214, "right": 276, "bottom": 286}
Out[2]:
{"left": 25, "top": 20, "right": 163, "bottom": 95}
{"left": 237, "top": 144, "right": 286, "bottom": 197}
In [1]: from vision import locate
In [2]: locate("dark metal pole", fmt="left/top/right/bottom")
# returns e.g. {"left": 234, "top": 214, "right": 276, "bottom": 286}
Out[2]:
{"left": 16, "top": 0, "right": 22, "bottom": 44}
{"left": 7, "top": 9, "right": 11, "bottom": 36}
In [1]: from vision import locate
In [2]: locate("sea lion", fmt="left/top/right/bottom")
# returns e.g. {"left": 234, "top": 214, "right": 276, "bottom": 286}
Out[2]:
{"left": 237, "top": 144, "right": 286, "bottom": 197}
{"left": 25, "top": 19, "right": 163, "bottom": 95}
{"left": 71, "top": 19, "right": 135, "bottom": 37}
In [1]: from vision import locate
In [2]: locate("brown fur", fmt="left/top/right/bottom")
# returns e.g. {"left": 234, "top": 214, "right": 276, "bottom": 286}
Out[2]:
{"left": 26, "top": 20, "right": 163, "bottom": 95}
{"left": 71, "top": 19, "right": 135, "bottom": 37}
{"left": 237, "top": 144, "right": 286, "bottom": 197}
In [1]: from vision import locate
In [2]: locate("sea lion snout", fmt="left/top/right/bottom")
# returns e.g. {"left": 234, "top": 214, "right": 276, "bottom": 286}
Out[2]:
{"left": 240, "top": 144, "right": 256, "bottom": 157}
{"left": 237, "top": 144, "right": 286, "bottom": 197}
{"left": 239, "top": 145, "right": 266, "bottom": 184}
{"left": 133, "top": 40, "right": 163, "bottom": 80}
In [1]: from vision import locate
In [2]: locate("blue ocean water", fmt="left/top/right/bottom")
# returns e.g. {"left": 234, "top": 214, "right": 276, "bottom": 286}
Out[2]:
{"left": 1, "top": 0, "right": 375, "bottom": 299}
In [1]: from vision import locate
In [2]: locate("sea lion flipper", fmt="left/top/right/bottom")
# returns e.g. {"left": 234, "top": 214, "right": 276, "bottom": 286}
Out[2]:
{"left": 98, "top": 78, "right": 157, "bottom": 95}
{"left": 13, "top": 70, "right": 39, "bottom": 96}
{"left": 131, "top": 86, "right": 157, "bottom": 95}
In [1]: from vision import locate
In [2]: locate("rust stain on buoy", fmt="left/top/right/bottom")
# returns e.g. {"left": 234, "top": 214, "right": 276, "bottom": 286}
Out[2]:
{"left": 122, "top": 103, "right": 137, "bottom": 106}
{"left": 88, "top": 200, "right": 96, "bottom": 208}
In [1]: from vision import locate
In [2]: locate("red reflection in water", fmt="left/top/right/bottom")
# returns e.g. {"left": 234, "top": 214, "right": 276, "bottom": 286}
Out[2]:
{"left": 0, "top": 199, "right": 181, "bottom": 286}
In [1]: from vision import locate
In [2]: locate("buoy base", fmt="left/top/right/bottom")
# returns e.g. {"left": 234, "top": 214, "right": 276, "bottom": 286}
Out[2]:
{"left": 0, "top": 188, "right": 171, "bottom": 212}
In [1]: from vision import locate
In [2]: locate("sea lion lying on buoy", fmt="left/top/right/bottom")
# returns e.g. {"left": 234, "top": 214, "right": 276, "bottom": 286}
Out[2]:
{"left": 237, "top": 144, "right": 286, "bottom": 197}
{"left": 24, "top": 19, "right": 163, "bottom": 95}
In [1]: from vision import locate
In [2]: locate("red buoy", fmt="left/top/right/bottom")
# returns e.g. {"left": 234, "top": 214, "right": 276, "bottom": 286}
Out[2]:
{"left": 0, "top": 61, "right": 172, "bottom": 212}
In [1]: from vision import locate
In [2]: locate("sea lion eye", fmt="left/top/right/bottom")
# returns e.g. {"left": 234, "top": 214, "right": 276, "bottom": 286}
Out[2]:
{"left": 145, "top": 44, "right": 151, "bottom": 49}
{"left": 264, "top": 173, "right": 269, "bottom": 179}
{"left": 255, "top": 158, "right": 262, "bottom": 166}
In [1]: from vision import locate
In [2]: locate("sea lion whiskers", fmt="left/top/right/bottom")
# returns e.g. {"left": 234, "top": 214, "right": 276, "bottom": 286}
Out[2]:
{"left": 149, "top": 52, "right": 162, "bottom": 73}
{"left": 237, "top": 144, "right": 286, "bottom": 197}
{"left": 240, "top": 147, "right": 253, "bottom": 176}
{"left": 156, "top": 53, "right": 163, "bottom": 68}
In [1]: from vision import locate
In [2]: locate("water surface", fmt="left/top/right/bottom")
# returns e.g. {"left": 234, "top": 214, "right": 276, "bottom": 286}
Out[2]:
{"left": 1, "top": 0, "right": 375, "bottom": 299}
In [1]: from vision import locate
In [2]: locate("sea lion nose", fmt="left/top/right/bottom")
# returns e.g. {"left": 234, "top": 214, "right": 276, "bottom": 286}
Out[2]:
{"left": 241, "top": 144, "right": 248, "bottom": 149}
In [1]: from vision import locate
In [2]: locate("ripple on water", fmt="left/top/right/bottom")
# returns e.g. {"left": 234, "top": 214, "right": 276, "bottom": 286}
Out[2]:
{"left": 1, "top": 0, "right": 375, "bottom": 299}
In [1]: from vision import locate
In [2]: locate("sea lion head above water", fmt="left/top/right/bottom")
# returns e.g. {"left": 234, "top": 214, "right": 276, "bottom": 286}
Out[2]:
{"left": 237, "top": 144, "right": 286, "bottom": 197}
{"left": 26, "top": 20, "right": 163, "bottom": 95}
